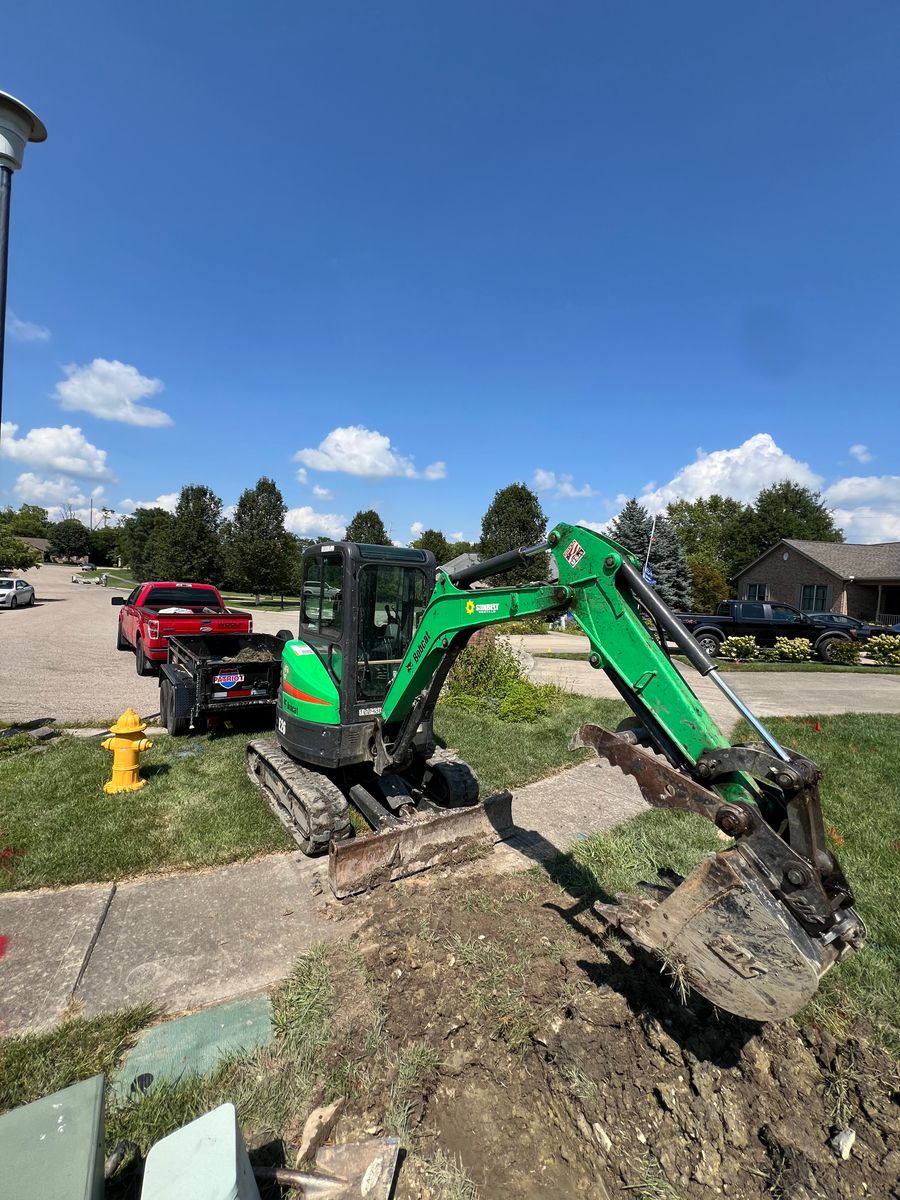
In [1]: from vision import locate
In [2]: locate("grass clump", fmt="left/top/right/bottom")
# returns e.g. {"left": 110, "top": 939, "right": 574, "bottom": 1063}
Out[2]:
{"left": 0, "top": 1006, "right": 156, "bottom": 1115}
{"left": 423, "top": 1149, "right": 479, "bottom": 1199}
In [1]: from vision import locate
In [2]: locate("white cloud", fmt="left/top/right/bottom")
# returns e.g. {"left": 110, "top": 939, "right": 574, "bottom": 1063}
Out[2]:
{"left": 294, "top": 426, "right": 445, "bottom": 480}
{"left": 449, "top": 531, "right": 464, "bottom": 542}
{"left": 119, "top": 492, "right": 179, "bottom": 514}
{"left": 635, "top": 433, "right": 822, "bottom": 512}
{"left": 296, "top": 467, "right": 309, "bottom": 485}
{"left": 0, "top": 422, "right": 114, "bottom": 480}
{"left": 13, "top": 473, "right": 105, "bottom": 522}
{"left": 285, "top": 505, "right": 346, "bottom": 540}
{"left": 312, "top": 484, "right": 332, "bottom": 500}
{"left": 533, "top": 468, "right": 596, "bottom": 499}
{"left": 576, "top": 517, "right": 613, "bottom": 534}
{"left": 824, "top": 475, "right": 900, "bottom": 542}
{"left": 410, "top": 521, "right": 424, "bottom": 536}
{"left": 849, "top": 444, "right": 873, "bottom": 464}
{"left": 8, "top": 313, "right": 50, "bottom": 343}
{"left": 55, "top": 359, "right": 172, "bottom": 428}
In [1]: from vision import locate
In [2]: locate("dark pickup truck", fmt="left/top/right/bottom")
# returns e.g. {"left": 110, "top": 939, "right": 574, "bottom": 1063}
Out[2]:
{"left": 677, "top": 600, "right": 856, "bottom": 662}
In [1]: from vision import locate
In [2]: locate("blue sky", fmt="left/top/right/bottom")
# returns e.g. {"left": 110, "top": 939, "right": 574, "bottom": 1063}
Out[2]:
{"left": 2, "top": 2, "right": 899, "bottom": 543}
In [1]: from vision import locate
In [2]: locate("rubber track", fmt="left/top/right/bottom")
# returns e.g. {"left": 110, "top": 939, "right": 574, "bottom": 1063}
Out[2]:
{"left": 425, "top": 755, "right": 480, "bottom": 807}
{"left": 247, "top": 740, "right": 352, "bottom": 854}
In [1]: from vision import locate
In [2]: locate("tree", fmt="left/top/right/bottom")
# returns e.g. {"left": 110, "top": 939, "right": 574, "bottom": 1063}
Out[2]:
{"left": 0, "top": 504, "right": 51, "bottom": 539}
{"left": 410, "top": 528, "right": 452, "bottom": 564}
{"left": 687, "top": 555, "right": 729, "bottom": 612}
{"left": 89, "top": 526, "right": 121, "bottom": 567}
{"left": 48, "top": 518, "right": 92, "bottom": 561}
{"left": 749, "top": 482, "right": 843, "bottom": 565}
{"left": 479, "top": 483, "right": 548, "bottom": 585}
{"left": 0, "top": 535, "right": 43, "bottom": 571}
{"left": 117, "top": 507, "right": 174, "bottom": 578}
{"left": 345, "top": 509, "right": 391, "bottom": 546}
{"left": 665, "top": 495, "right": 755, "bottom": 578}
{"left": 165, "top": 486, "right": 224, "bottom": 582}
{"left": 608, "top": 499, "right": 692, "bottom": 610}
{"left": 223, "top": 477, "right": 296, "bottom": 600}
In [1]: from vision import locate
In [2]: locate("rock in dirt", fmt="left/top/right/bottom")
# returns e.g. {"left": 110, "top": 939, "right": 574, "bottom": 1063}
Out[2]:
{"left": 829, "top": 1128, "right": 856, "bottom": 1160}
{"left": 296, "top": 1098, "right": 345, "bottom": 1164}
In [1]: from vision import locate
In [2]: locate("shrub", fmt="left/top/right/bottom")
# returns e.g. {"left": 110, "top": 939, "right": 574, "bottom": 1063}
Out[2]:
{"left": 774, "top": 636, "right": 812, "bottom": 662}
{"left": 719, "top": 635, "right": 758, "bottom": 661}
{"left": 866, "top": 634, "right": 900, "bottom": 666}
{"left": 758, "top": 647, "right": 780, "bottom": 662}
{"left": 496, "top": 679, "right": 561, "bottom": 722}
{"left": 826, "top": 639, "right": 861, "bottom": 665}
{"left": 502, "top": 617, "right": 549, "bottom": 635}
{"left": 446, "top": 630, "right": 523, "bottom": 700}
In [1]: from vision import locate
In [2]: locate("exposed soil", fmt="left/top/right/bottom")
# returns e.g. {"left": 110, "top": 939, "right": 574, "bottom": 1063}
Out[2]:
{"left": 327, "top": 868, "right": 899, "bottom": 1200}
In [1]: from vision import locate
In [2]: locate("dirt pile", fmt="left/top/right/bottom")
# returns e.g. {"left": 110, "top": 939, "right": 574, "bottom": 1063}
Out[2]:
{"left": 341, "top": 869, "right": 899, "bottom": 1200}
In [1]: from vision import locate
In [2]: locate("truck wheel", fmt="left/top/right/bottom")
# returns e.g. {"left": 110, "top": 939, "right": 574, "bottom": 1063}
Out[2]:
{"left": 160, "top": 679, "right": 189, "bottom": 735}
{"left": 817, "top": 636, "right": 843, "bottom": 663}
{"left": 116, "top": 621, "right": 129, "bottom": 650}
{"left": 694, "top": 630, "right": 722, "bottom": 657}
{"left": 135, "top": 637, "right": 154, "bottom": 676}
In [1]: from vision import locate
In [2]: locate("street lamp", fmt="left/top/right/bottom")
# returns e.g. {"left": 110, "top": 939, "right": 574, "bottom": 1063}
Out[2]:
{"left": 0, "top": 91, "right": 47, "bottom": 422}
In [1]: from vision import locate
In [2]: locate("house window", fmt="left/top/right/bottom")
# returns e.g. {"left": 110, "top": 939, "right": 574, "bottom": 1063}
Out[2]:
{"left": 799, "top": 584, "right": 828, "bottom": 611}
{"left": 746, "top": 583, "right": 767, "bottom": 601}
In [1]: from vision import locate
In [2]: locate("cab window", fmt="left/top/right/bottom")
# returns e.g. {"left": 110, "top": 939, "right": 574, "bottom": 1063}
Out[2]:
{"left": 771, "top": 605, "right": 802, "bottom": 623}
{"left": 300, "top": 553, "right": 344, "bottom": 639}
{"left": 356, "top": 565, "right": 427, "bottom": 701}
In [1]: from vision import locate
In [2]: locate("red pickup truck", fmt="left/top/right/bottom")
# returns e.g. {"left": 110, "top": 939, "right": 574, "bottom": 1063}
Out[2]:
{"left": 112, "top": 582, "right": 252, "bottom": 675}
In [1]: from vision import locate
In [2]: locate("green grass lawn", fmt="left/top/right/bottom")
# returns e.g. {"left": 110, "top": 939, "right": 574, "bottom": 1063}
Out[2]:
{"left": 536, "top": 650, "right": 900, "bottom": 674}
{"left": 0, "top": 695, "right": 627, "bottom": 890}
{"left": 552, "top": 712, "right": 900, "bottom": 1054}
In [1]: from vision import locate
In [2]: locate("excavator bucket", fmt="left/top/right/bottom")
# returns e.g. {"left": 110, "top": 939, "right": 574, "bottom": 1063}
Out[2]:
{"left": 572, "top": 723, "right": 864, "bottom": 1022}
{"left": 328, "top": 791, "right": 514, "bottom": 899}
{"left": 597, "top": 852, "right": 839, "bottom": 1022}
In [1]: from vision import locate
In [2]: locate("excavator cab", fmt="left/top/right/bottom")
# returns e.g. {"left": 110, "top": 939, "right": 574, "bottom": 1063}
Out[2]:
{"left": 272, "top": 542, "right": 438, "bottom": 769}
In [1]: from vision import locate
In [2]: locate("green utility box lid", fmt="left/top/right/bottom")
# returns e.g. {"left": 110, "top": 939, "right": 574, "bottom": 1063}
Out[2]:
{"left": 0, "top": 1074, "right": 105, "bottom": 1200}
{"left": 141, "top": 1102, "right": 260, "bottom": 1200}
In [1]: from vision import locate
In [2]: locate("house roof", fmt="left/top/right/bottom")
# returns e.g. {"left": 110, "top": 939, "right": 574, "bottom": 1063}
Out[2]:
{"left": 737, "top": 538, "right": 900, "bottom": 582}
{"left": 18, "top": 536, "right": 50, "bottom": 551}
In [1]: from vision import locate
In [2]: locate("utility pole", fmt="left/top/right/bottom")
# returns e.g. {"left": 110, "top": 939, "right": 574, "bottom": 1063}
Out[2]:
{"left": 0, "top": 92, "right": 47, "bottom": 425}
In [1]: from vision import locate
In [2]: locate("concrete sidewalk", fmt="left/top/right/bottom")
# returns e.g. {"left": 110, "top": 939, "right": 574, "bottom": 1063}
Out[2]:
{"left": 0, "top": 760, "right": 647, "bottom": 1036}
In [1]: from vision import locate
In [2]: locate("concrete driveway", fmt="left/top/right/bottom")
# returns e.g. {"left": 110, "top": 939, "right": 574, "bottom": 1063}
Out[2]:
{"left": 510, "top": 633, "right": 900, "bottom": 734}
{"left": 1, "top": 565, "right": 302, "bottom": 724}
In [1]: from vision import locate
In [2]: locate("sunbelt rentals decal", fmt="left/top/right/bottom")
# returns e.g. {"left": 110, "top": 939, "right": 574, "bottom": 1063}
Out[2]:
{"left": 465, "top": 599, "right": 500, "bottom": 615}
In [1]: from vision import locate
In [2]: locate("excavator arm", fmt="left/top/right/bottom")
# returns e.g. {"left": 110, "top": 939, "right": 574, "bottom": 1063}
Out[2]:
{"left": 368, "top": 522, "right": 864, "bottom": 1021}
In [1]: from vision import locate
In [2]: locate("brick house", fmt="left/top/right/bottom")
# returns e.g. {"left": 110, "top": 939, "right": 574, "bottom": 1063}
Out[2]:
{"left": 734, "top": 539, "right": 900, "bottom": 624}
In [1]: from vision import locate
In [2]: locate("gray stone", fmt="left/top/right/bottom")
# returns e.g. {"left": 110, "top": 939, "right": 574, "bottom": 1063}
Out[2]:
{"left": 296, "top": 1098, "right": 345, "bottom": 1164}
{"left": 830, "top": 1128, "right": 856, "bottom": 1160}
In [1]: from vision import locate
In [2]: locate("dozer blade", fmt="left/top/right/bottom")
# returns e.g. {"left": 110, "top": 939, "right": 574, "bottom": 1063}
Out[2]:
{"left": 599, "top": 849, "right": 841, "bottom": 1022}
{"left": 328, "top": 791, "right": 514, "bottom": 899}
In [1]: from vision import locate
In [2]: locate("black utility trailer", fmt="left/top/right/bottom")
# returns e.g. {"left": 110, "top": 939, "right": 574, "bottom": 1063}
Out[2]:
{"left": 159, "top": 631, "right": 290, "bottom": 735}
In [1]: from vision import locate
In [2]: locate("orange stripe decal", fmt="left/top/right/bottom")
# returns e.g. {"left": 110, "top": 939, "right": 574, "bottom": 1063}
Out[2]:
{"left": 283, "top": 680, "right": 332, "bottom": 706}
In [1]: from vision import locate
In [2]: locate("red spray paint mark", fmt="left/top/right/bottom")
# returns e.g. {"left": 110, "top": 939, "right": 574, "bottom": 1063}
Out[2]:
{"left": 0, "top": 936, "right": 8, "bottom": 960}
{"left": 814, "top": 721, "right": 822, "bottom": 733}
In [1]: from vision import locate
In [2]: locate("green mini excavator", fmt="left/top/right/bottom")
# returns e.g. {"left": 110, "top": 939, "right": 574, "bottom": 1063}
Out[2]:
{"left": 247, "top": 523, "right": 865, "bottom": 1022}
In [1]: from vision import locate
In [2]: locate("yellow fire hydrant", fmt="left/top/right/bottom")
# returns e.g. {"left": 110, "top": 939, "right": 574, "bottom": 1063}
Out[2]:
{"left": 102, "top": 709, "right": 153, "bottom": 793}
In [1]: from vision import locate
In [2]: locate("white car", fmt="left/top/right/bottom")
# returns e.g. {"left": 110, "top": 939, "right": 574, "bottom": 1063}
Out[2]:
{"left": 0, "top": 578, "right": 35, "bottom": 608}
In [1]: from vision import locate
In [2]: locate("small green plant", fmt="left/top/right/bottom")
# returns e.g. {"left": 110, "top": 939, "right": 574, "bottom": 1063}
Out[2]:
{"left": 867, "top": 634, "right": 900, "bottom": 666}
{"left": 773, "top": 636, "right": 811, "bottom": 662}
{"left": 385, "top": 1041, "right": 439, "bottom": 1136}
{"left": 719, "top": 635, "right": 759, "bottom": 660}
{"left": 446, "top": 630, "right": 524, "bottom": 701}
{"left": 496, "top": 679, "right": 560, "bottom": 722}
{"left": 423, "top": 1150, "right": 479, "bottom": 1199}
{"left": 758, "top": 647, "right": 780, "bottom": 662}
{"left": 826, "top": 639, "right": 861, "bottom": 665}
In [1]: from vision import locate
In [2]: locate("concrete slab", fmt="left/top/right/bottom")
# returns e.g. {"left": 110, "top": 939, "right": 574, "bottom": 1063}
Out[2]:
{"left": 493, "top": 760, "right": 650, "bottom": 871}
{"left": 0, "top": 883, "right": 114, "bottom": 1035}
{"left": 112, "top": 995, "right": 273, "bottom": 1099}
{"left": 75, "top": 854, "right": 355, "bottom": 1018}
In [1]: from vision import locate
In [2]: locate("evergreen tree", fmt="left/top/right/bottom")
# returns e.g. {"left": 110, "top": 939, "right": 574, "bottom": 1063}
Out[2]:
{"left": 479, "top": 483, "right": 548, "bottom": 585}
{"left": 48, "top": 518, "right": 92, "bottom": 561}
{"left": 608, "top": 499, "right": 692, "bottom": 609}
{"left": 165, "top": 486, "right": 223, "bottom": 582}
{"left": 223, "top": 477, "right": 295, "bottom": 600}
{"left": 118, "top": 507, "right": 175, "bottom": 579}
{"left": 410, "top": 528, "right": 452, "bottom": 564}
{"left": 345, "top": 509, "right": 391, "bottom": 545}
